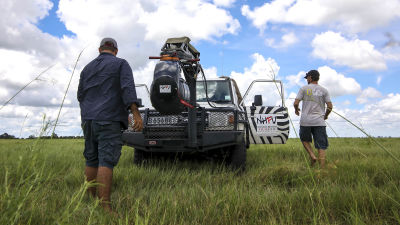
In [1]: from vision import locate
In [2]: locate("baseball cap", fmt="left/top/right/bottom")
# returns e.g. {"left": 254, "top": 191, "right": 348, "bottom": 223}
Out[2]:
{"left": 100, "top": 37, "right": 118, "bottom": 49}
{"left": 304, "top": 69, "right": 319, "bottom": 80}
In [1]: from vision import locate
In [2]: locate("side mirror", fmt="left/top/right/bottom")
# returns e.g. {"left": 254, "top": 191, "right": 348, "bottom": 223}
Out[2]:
{"left": 253, "top": 95, "right": 262, "bottom": 106}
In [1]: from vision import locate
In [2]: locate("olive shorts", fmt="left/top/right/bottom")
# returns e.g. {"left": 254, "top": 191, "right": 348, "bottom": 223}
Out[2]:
{"left": 82, "top": 120, "right": 123, "bottom": 169}
{"left": 299, "top": 126, "right": 329, "bottom": 150}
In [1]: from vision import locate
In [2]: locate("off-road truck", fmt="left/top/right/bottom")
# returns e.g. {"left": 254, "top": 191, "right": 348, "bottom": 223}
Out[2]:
{"left": 122, "top": 37, "right": 289, "bottom": 171}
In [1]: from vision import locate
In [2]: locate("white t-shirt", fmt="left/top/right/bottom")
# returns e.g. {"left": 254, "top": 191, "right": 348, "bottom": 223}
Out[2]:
{"left": 296, "top": 84, "right": 331, "bottom": 126}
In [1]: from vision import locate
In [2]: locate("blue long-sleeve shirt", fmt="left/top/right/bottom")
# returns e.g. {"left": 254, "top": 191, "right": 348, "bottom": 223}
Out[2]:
{"left": 77, "top": 52, "right": 139, "bottom": 128}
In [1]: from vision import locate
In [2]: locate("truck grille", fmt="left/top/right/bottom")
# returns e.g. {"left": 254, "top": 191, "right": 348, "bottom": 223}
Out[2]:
{"left": 128, "top": 109, "right": 245, "bottom": 134}
{"left": 145, "top": 126, "right": 187, "bottom": 139}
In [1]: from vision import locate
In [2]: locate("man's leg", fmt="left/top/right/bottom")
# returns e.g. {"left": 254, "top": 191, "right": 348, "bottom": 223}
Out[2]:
{"left": 82, "top": 120, "right": 99, "bottom": 197}
{"left": 300, "top": 126, "right": 317, "bottom": 166}
{"left": 96, "top": 121, "right": 123, "bottom": 213}
{"left": 312, "top": 126, "right": 328, "bottom": 169}
{"left": 302, "top": 141, "right": 317, "bottom": 166}
{"left": 318, "top": 149, "right": 326, "bottom": 168}
{"left": 97, "top": 166, "right": 113, "bottom": 212}
{"left": 85, "top": 166, "right": 98, "bottom": 197}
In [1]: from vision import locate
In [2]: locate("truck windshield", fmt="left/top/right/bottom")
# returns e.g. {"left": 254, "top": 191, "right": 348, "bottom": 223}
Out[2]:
{"left": 196, "top": 80, "right": 232, "bottom": 103}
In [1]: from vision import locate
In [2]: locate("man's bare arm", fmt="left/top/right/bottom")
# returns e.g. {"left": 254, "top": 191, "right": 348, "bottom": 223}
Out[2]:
{"left": 324, "top": 102, "right": 333, "bottom": 120}
{"left": 293, "top": 99, "right": 301, "bottom": 116}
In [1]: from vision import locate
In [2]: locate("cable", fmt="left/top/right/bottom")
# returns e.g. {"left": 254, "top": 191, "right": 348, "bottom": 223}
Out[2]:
{"left": 199, "top": 65, "right": 232, "bottom": 109}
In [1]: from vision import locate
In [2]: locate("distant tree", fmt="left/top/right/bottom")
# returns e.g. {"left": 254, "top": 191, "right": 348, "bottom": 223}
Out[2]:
{"left": 0, "top": 133, "right": 16, "bottom": 139}
{"left": 51, "top": 133, "right": 58, "bottom": 139}
{"left": 28, "top": 135, "right": 36, "bottom": 139}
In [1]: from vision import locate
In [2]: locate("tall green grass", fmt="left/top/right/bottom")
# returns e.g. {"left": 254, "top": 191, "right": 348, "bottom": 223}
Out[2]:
{"left": 0, "top": 138, "right": 399, "bottom": 224}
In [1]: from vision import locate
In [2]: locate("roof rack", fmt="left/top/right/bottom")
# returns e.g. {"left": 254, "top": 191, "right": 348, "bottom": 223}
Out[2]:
{"left": 161, "top": 36, "right": 200, "bottom": 60}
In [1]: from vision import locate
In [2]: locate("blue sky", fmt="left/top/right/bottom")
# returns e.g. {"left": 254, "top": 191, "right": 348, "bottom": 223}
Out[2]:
{"left": 1, "top": 0, "right": 400, "bottom": 137}
{"left": 37, "top": 0, "right": 74, "bottom": 38}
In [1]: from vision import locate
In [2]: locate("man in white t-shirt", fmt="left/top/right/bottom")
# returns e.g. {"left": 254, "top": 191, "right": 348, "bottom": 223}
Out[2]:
{"left": 293, "top": 70, "right": 333, "bottom": 168}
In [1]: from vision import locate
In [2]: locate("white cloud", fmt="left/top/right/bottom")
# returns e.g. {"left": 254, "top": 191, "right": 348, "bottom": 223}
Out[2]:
{"left": 287, "top": 93, "right": 400, "bottom": 137}
{"left": 312, "top": 31, "right": 387, "bottom": 71}
{"left": 227, "top": 53, "right": 283, "bottom": 106}
{"left": 284, "top": 68, "right": 400, "bottom": 137}
{"left": 265, "top": 32, "right": 298, "bottom": 48}
{"left": 285, "top": 71, "right": 304, "bottom": 89}
{"left": 285, "top": 66, "right": 361, "bottom": 97}
{"left": 376, "top": 76, "right": 382, "bottom": 85}
{"left": 202, "top": 66, "right": 219, "bottom": 79}
{"left": 229, "top": 53, "right": 279, "bottom": 93}
{"left": 369, "top": 93, "right": 400, "bottom": 113}
{"left": 242, "top": 0, "right": 400, "bottom": 33}
{"left": 333, "top": 93, "right": 400, "bottom": 137}
{"left": 0, "top": 0, "right": 67, "bottom": 63}
{"left": 318, "top": 66, "right": 362, "bottom": 97}
{"left": 57, "top": 0, "right": 240, "bottom": 68}
{"left": 137, "top": 0, "right": 240, "bottom": 41}
{"left": 356, "top": 87, "right": 383, "bottom": 104}
{"left": 0, "top": 105, "right": 82, "bottom": 137}
{"left": 213, "top": 0, "right": 236, "bottom": 7}
{"left": 382, "top": 46, "right": 400, "bottom": 61}
{"left": 241, "top": 0, "right": 294, "bottom": 32}
{"left": 0, "top": 0, "right": 243, "bottom": 137}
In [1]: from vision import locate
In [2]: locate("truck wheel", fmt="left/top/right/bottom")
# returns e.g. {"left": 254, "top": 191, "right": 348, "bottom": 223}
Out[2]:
{"left": 133, "top": 148, "right": 147, "bottom": 165}
{"left": 228, "top": 138, "right": 246, "bottom": 172}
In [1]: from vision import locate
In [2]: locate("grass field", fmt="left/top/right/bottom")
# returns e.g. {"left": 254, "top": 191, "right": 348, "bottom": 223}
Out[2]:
{"left": 0, "top": 138, "right": 399, "bottom": 225}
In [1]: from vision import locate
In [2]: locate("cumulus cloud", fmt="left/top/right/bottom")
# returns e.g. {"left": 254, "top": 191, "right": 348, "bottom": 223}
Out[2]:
{"left": 312, "top": 31, "right": 387, "bottom": 71}
{"left": 356, "top": 87, "right": 383, "bottom": 104}
{"left": 285, "top": 67, "right": 400, "bottom": 137}
{"left": 0, "top": 0, "right": 243, "bottom": 137}
{"left": 0, "top": 103, "right": 82, "bottom": 137}
{"left": 137, "top": 0, "right": 240, "bottom": 41}
{"left": 265, "top": 32, "right": 298, "bottom": 48}
{"left": 287, "top": 91, "right": 400, "bottom": 137}
{"left": 202, "top": 66, "right": 219, "bottom": 79}
{"left": 213, "top": 0, "right": 236, "bottom": 7}
{"left": 285, "top": 66, "right": 361, "bottom": 97}
{"left": 57, "top": 0, "right": 240, "bottom": 68}
{"left": 369, "top": 93, "right": 400, "bottom": 113}
{"left": 0, "top": 0, "right": 69, "bottom": 65}
{"left": 318, "top": 66, "right": 362, "bottom": 97}
{"left": 242, "top": 0, "right": 400, "bottom": 33}
{"left": 229, "top": 53, "right": 279, "bottom": 92}
{"left": 333, "top": 93, "right": 400, "bottom": 137}
{"left": 227, "top": 53, "right": 283, "bottom": 106}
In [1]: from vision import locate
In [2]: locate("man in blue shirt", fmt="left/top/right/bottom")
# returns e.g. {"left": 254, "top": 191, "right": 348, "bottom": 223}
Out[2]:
{"left": 78, "top": 37, "right": 143, "bottom": 213}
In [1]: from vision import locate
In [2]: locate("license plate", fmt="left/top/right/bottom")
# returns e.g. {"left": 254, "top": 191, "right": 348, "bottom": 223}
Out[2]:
{"left": 160, "top": 85, "right": 171, "bottom": 93}
{"left": 148, "top": 116, "right": 174, "bottom": 124}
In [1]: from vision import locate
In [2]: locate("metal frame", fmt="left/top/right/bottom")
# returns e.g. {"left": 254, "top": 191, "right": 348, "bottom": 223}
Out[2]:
{"left": 135, "top": 84, "right": 150, "bottom": 97}
{"left": 240, "top": 79, "right": 285, "bottom": 107}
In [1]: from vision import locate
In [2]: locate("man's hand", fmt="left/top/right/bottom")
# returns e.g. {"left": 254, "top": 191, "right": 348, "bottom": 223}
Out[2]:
{"left": 130, "top": 103, "right": 143, "bottom": 131}
{"left": 293, "top": 99, "right": 300, "bottom": 116}
{"left": 295, "top": 108, "right": 300, "bottom": 116}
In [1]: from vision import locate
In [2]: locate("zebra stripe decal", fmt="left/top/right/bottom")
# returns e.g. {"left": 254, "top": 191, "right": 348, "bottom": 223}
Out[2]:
{"left": 242, "top": 106, "right": 257, "bottom": 144}
{"left": 243, "top": 106, "right": 290, "bottom": 144}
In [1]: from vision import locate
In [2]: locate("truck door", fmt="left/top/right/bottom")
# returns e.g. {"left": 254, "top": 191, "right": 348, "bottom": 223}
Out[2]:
{"left": 240, "top": 80, "right": 289, "bottom": 144}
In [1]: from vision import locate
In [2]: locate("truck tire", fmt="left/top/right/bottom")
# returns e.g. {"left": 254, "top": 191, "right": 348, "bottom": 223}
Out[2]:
{"left": 228, "top": 137, "right": 246, "bottom": 172}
